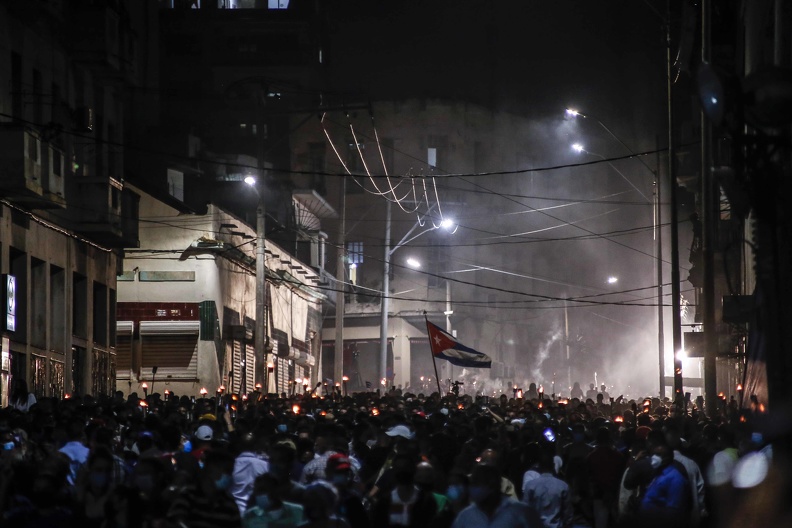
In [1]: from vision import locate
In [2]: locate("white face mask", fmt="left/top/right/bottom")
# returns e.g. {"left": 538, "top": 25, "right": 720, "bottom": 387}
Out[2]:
{"left": 650, "top": 454, "right": 663, "bottom": 469}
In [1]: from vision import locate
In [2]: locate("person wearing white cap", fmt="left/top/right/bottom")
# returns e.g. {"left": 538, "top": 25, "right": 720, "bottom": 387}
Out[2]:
{"left": 386, "top": 425, "right": 415, "bottom": 441}
{"left": 191, "top": 424, "right": 214, "bottom": 467}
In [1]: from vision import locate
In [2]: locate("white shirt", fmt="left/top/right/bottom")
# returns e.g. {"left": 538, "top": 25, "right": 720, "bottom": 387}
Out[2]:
{"left": 231, "top": 451, "right": 269, "bottom": 514}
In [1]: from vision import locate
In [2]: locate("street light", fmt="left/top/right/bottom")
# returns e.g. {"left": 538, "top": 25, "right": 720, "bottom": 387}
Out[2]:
{"left": 607, "top": 276, "right": 619, "bottom": 284}
{"left": 379, "top": 202, "right": 455, "bottom": 385}
{"left": 245, "top": 175, "right": 269, "bottom": 393}
{"left": 406, "top": 257, "right": 421, "bottom": 268}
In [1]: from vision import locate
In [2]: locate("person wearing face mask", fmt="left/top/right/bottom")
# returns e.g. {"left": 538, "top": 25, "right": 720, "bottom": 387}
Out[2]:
{"left": 326, "top": 454, "right": 368, "bottom": 528}
{"left": 242, "top": 473, "right": 303, "bottom": 528}
{"left": 269, "top": 442, "right": 307, "bottom": 505}
{"left": 232, "top": 427, "right": 271, "bottom": 515}
{"left": 452, "top": 464, "right": 535, "bottom": 528}
{"left": 167, "top": 448, "right": 242, "bottom": 528}
{"left": 440, "top": 470, "right": 470, "bottom": 526}
{"left": 637, "top": 443, "right": 690, "bottom": 527}
{"left": 75, "top": 446, "right": 117, "bottom": 528}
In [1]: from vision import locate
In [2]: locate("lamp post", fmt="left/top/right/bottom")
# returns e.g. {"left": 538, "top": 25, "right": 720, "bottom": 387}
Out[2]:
{"left": 378, "top": 203, "right": 455, "bottom": 385}
{"left": 245, "top": 176, "right": 270, "bottom": 394}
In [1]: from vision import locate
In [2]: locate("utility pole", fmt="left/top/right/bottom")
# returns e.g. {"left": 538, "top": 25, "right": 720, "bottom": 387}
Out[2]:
{"left": 334, "top": 176, "right": 346, "bottom": 386}
{"left": 701, "top": 0, "right": 718, "bottom": 416}
{"left": 379, "top": 200, "right": 391, "bottom": 386}
{"left": 656, "top": 142, "right": 666, "bottom": 398}
{"left": 255, "top": 189, "right": 268, "bottom": 393}
{"left": 445, "top": 279, "right": 453, "bottom": 390}
{"left": 667, "top": 0, "right": 684, "bottom": 403}
{"left": 564, "top": 298, "right": 571, "bottom": 392}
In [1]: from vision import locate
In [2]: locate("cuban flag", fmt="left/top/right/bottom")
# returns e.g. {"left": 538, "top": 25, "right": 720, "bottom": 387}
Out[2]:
{"left": 426, "top": 320, "right": 492, "bottom": 368}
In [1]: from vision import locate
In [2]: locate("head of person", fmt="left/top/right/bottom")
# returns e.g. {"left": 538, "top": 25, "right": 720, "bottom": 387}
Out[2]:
{"left": 11, "top": 379, "right": 30, "bottom": 403}
{"left": 590, "top": 384, "right": 595, "bottom": 390}
{"left": 595, "top": 426, "right": 613, "bottom": 446}
{"left": 414, "top": 461, "right": 436, "bottom": 494}
{"left": 30, "top": 456, "right": 70, "bottom": 507}
{"left": 469, "top": 464, "right": 502, "bottom": 513}
{"left": 132, "top": 456, "right": 169, "bottom": 498}
{"left": 194, "top": 423, "right": 214, "bottom": 446}
{"left": 391, "top": 453, "right": 417, "bottom": 488}
{"left": 269, "top": 441, "right": 297, "bottom": 483}
{"left": 326, "top": 453, "right": 353, "bottom": 491}
{"left": 446, "top": 470, "right": 470, "bottom": 506}
{"left": 649, "top": 442, "right": 674, "bottom": 471}
{"left": 86, "top": 445, "right": 115, "bottom": 494}
{"left": 478, "top": 448, "right": 504, "bottom": 472}
{"left": 303, "top": 481, "right": 338, "bottom": 521}
{"left": 201, "top": 449, "right": 235, "bottom": 494}
{"left": 251, "top": 473, "right": 282, "bottom": 511}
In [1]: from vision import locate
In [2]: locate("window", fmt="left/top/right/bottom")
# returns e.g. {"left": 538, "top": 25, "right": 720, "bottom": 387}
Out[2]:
{"left": 427, "top": 135, "right": 447, "bottom": 171}
{"left": 167, "top": 169, "right": 184, "bottom": 201}
{"left": 268, "top": 0, "right": 290, "bottom": 8}
{"left": 347, "top": 242, "right": 364, "bottom": 265}
{"left": 427, "top": 148, "right": 437, "bottom": 169}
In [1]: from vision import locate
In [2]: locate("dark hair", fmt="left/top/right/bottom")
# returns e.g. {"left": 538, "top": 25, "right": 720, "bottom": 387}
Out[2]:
{"left": 11, "top": 379, "right": 29, "bottom": 405}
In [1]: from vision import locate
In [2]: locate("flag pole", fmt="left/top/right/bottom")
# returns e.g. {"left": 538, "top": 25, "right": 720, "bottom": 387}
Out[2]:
{"left": 425, "top": 313, "right": 444, "bottom": 396}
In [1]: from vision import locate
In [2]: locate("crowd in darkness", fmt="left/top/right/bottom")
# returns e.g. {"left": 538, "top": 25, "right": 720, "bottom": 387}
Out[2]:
{"left": 0, "top": 377, "right": 788, "bottom": 528}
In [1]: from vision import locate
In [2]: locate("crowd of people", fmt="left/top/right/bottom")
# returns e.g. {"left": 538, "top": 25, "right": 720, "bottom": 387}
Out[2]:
{"left": 0, "top": 377, "right": 788, "bottom": 528}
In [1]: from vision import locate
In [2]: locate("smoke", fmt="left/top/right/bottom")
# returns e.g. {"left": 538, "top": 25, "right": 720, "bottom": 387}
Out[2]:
{"left": 531, "top": 322, "right": 563, "bottom": 382}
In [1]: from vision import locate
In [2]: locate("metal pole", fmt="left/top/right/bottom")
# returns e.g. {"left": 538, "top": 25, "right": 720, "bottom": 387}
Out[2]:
{"left": 334, "top": 177, "right": 346, "bottom": 386}
{"left": 446, "top": 280, "right": 453, "bottom": 389}
{"left": 564, "top": 298, "right": 571, "bottom": 393}
{"left": 379, "top": 200, "right": 391, "bottom": 385}
{"left": 701, "top": 0, "right": 718, "bottom": 416}
{"left": 255, "top": 191, "right": 268, "bottom": 393}
{"left": 667, "top": 0, "right": 684, "bottom": 403}
{"left": 656, "top": 139, "right": 666, "bottom": 398}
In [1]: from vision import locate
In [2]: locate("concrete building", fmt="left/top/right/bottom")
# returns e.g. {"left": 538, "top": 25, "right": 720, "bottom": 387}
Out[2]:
{"left": 116, "top": 184, "right": 325, "bottom": 398}
{"left": 0, "top": 0, "right": 144, "bottom": 403}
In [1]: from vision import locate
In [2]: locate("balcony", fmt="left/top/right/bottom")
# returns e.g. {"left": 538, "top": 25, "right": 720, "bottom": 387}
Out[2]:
{"left": 0, "top": 125, "right": 52, "bottom": 206}
{"left": 75, "top": 177, "right": 140, "bottom": 247}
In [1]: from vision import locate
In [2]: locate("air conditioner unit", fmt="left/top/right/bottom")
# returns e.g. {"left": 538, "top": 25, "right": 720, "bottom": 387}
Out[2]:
{"left": 74, "top": 106, "right": 94, "bottom": 132}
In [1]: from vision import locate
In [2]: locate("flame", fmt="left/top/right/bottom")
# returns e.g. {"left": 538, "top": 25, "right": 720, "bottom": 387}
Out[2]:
{"left": 759, "top": 403, "right": 766, "bottom": 412}
{"left": 139, "top": 400, "right": 148, "bottom": 408}
{"left": 372, "top": 408, "right": 380, "bottom": 416}
{"left": 199, "top": 387, "right": 208, "bottom": 395}
{"left": 614, "top": 416, "right": 624, "bottom": 423}
{"left": 292, "top": 404, "right": 300, "bottom": 414}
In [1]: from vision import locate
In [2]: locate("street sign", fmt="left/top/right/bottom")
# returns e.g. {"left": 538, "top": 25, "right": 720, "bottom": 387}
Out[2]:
{"left": 2, "top": 275, "right": 15, "bottom": 332}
